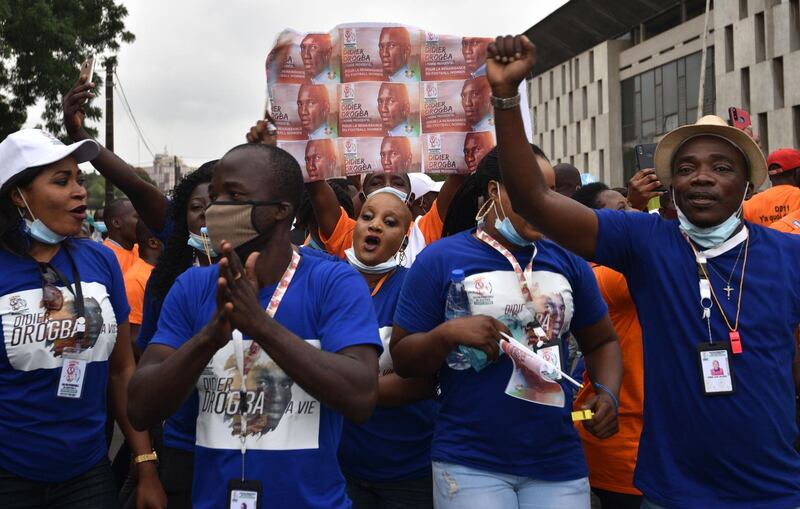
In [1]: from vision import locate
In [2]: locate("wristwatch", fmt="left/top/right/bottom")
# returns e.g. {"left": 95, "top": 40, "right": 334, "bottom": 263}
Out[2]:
{"left": 490, "top": 94, "right": 521, "bottom": 110}
{"left": 133, "top": 451, "right": 159, "bottom": 464}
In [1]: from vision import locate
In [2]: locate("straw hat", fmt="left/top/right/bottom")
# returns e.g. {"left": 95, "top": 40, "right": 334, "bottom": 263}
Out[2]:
{"left": 653, "top": 115, "right": 766, "bottom": 189}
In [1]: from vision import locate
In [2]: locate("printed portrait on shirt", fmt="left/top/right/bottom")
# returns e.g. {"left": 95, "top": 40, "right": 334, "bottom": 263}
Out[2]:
{"left": 0, "top": 282, "right": 118, "bottom": 371}
{"left": 224, "top": 355, "right": 295, "bottom": 436}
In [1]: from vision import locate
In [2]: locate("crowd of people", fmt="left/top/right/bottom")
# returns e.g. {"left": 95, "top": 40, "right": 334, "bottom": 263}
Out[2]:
{"left": 0, "top": 33, "right": 799, "bottom": 509}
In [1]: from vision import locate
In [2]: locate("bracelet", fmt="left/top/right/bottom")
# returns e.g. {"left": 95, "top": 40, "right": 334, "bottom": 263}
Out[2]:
{"left": 490, "top": 94, "right": 521, "bottom": 110}
{"left": 593, "top": 382, "right": 619, "bottom": 413}
{"left": 133, "top": 451, "right": 158, "bottom": 464}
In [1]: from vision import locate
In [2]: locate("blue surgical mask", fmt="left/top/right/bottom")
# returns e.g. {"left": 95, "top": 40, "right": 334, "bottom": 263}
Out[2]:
{"left": 93, "top": 221, "right": 107, "bottom": 234}
{"left": 17, "top": 188, "right": 66, "bottom": 245}
{"left": 675, "top": 187, "right": 748, "bottom": 248}
{"left": 367, "top": 186, "right": 408, "bottom": 203}
{"left": 492, "top": 184, "right": 534, "bottom": 247}
{"left": 187, "top": 228, "right": 218, "bottom": 257}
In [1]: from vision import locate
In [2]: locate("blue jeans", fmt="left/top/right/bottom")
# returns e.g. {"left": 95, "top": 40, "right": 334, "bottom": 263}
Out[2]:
{"left": 431, "top": 461, "right": 589, "bottom": 509}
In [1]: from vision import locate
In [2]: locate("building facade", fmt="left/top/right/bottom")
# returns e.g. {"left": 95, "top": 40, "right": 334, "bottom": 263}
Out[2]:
{"left": 526, "top": 0, "right": 800, "bottom": 187}
{"left": 143, "top": 153, "right": 196, "bottom": 193}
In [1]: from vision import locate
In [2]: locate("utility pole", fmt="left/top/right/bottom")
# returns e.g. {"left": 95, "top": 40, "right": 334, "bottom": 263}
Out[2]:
{"left": 697, "top": 0, "right": 712, "bottom": 120}
{"left": 104, "top": 57, "right": 116, "bottom": 206}
{"left": 174, "top": 155, "right": 180, "bottom": 189}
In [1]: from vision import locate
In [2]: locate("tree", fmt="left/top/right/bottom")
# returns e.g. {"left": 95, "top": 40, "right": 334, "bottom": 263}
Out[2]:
{"left": 0, "top": 0, "right": 135, "bottom": 139}
{"left": 85, "top": 168, "right": 155, "bottom": 211}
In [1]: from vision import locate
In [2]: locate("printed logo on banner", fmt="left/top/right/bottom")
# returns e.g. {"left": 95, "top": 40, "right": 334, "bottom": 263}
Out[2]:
{"left": 425, "top": 32, "right": 439, "bottom": 44}
{"left": 341, "top": 83, "right": 356, "bottom": 102}
{"left": 9, "top": 296, "right": 27, "bottom": 312}
{"left": 344, "top": 139, "right": 358, "bottom": 158}
{"left": 426, "top": 134, "right": 441, "bottom": 154}
{"left": 343, "top": 28, "right": 357, "bottom": 47}
{"left": 424, "top": 82, "right": 439, "bottom": 101}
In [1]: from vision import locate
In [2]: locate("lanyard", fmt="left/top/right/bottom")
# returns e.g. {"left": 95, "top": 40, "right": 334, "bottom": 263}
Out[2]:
{"left": 231, "top": 248, "right": 301, "bottom": 480}
{"left": 370, "top": 272, "right": 391, "bottom": 298}
{"left": 474, "top": 228, "right": 549, "bottom": 346}
{"left": 684, "top": 228, "right": 749, "bottom": 354}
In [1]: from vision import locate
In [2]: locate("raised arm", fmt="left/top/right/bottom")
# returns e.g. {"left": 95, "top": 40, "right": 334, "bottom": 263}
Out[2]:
{"left": 63, "top": 79, "right": 169, "bottom": 233}
{"left": 434, "top": 174, "right": 468, "bottom": 221}
{"left": 487, "top": 35, "right": 598, "bottom": 259}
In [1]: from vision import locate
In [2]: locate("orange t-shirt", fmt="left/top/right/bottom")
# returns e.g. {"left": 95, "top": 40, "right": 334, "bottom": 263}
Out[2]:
{"left": 319, "top": 200, "right": 443, "bottom": 260}
{"left": 769, "top": 208, "right": 800, "bottom": 234}
{"left": 743, "top": 185, "right": 800, "bottom": 226}
{"left": 102, "top": 239, "right": 139, "bottom": 275}
{"left": 574, "top": 265, "right": 643, "bottom": 495}
{"left": 123, "top": 257, "right": 154, "bottom": 325}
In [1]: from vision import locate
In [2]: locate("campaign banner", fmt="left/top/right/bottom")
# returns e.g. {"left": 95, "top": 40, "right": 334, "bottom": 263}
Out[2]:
{"left": 421, "top": 33, "right": 492, "bottom": 80}
{"left": 500, "top": 337, "right": 565, "bottom": 408}
{"left": 422, "top": 132, "right": 495, "bottom": 174}
{"left": 340, "top": 26, "right": 421, "bottom": 83}
{"left": 339, "top": 82, "right": 420, "bottom": 137}
{"left": 270, "top": 83, "right": 338, "bottom": 141}
{"left": 266, "top": 23, "right": 532, "bottom": 181}
{"left": 340, "top": 136, "right": 421, "bottom": 176}
{"left": 278, "top": 139, "right": 341, "bottom": 181}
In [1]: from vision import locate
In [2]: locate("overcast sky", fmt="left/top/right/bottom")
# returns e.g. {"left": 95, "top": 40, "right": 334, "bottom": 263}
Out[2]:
{"left": 27, "top": 0, "right": 567, "bottom": 169}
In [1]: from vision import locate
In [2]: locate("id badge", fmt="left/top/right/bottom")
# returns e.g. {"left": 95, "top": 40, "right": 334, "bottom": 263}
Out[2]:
{"left": 228, "top": 479, "right": 262, "bottom": 509}
{"left": 57, "top": 347, "right": 88, "bottom": 399}
{"left": 535, "top": 342, "right": 562, "bottom": 381}
{"left": 697, "top": 342, "right": 735, "bottom": 395}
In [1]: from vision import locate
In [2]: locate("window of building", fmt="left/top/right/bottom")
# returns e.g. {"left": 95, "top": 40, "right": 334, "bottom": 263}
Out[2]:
{"left": 755, "top": 12, "right": 766, "bottom": 63}
{"left": 589, "top": 50, "right": 595, "bottom": 83}
{"left": 545, "top": 102, "right": 549, "bottom": 131}
{"left": 599, "top": 149, "right": 605, "bottom": 181}
{"left": 725, "top": 25, "right": 734, "bottom": 73}
{"left": 791, "top": 0, "right": 800, "bottom": 52}
{"left": 563, "top": 126, "right": 567, "bottom": 156}
{"left": 758, "top": 112, "right": 769, "bottom": 153}
{"left": 562, "top": 64, "right": 567, "bottom": 95}
{"left": 621, "top": 50, "right": 716, "bottom": 180}
{"left": 773, "top": 57, "right": 784, "bottom": 109}
{"left": 556, "top": 97, "right": 561, "bottom": 127}
{"left": 550, "top": 71, "right": 555, "bottom": 100}
{"left": 538, "top": 77, "right": 543, "bottom": 104}
{"left": 550, "top": 130, "right": 555, "bottom": 160}
{"left": 598, "top": 80, "right": 604, "bottom": 115}
{"left": 582, "top": 86, "right": 588, "bottom": 120}
{"left": 739, "top": 0, "right": 748, "bottom": 20}
{"left": 576, "top": 121, "right": 582, "bottom": 153}
{"left": 591, "top": 117, "right": 597, "bottom": 151}
{"left": 575, "top": 57, "right": 580, "bottom": 87}
{"left": 569, "top": 91, "right": 574, "bottom": 123}
{"left": 741, "top": 67, "right": 750, "bottom": 111}
{"left": 583, "top": 153, "right": 589, "bottom": 173}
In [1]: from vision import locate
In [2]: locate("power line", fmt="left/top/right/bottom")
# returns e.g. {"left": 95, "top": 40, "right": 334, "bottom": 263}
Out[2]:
{"left": 113, "top": 70, "right": 155, "bottom": 158}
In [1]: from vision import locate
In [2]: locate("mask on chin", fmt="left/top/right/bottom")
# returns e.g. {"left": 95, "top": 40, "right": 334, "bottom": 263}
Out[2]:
{"left": 674, "top": 186, "right": 748, "bottom": 248}
{"left": 16, "top": 188, "right": 66, "bottom": 245}
{"left": 345, "top": 234, "right": 407, "bottom": 274}
{"left": 480, "top": 182, "right": 535, "bottom": 247}
{"left": 187, "top": 227, "right": 217, "bottom": 258}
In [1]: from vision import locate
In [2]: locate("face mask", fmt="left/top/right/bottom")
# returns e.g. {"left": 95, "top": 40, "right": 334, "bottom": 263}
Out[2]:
{"left": 367, "top": 186, "right": 408, "bottom": 203}
{"left": 675, "top": 187, "right": 747, "bottom": 248}
{"left": 93, "top": 221, "right": 107, "bottom": 234}
{"left": 187, "top": 227, "right": 217, "bottom": 257}
{"left": 16, "top": 188, "right": 66, "bottom": 245}
{"left": 344, "top": 234, "right": 407, "bottom": 274}
{"left": 205, "top": 200, "right": 282, "bottom": 251}
{"left": 491, "top": 184, "right": 534, "bottom": 247}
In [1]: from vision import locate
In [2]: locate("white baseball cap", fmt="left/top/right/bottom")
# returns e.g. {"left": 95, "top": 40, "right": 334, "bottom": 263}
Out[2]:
{"left": 409, "top": 173, "right": 441, "bottom": 199}
{"left": 0, "top": 129, "right": 100, "bottom": 190}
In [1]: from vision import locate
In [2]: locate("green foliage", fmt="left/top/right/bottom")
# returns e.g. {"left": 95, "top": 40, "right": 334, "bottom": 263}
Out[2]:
{"left": 84, "top": 167, "right": 152, "bottom": 210}
{"left": 0, "top": 0, "right": 135, "bottom": 139}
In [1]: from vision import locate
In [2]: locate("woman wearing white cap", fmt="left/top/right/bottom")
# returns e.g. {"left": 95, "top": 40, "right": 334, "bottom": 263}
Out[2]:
{"left": 486, "top": 35, "right": 800, "bottom": 508}
{"left": 0, "top": 129, "right": 165, "bottom": 508}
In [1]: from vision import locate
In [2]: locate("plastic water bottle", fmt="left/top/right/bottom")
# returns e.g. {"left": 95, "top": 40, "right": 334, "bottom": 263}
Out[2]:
{"left": 445, "top": 269, "right": 472, "bottom": 370}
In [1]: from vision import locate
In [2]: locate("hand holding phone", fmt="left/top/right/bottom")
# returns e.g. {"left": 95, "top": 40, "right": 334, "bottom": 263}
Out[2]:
{"left": 79, "top": 56, "right": 95, "bottom": 84}
{"left": 728, "top": 107, "right": 751, "bottom": 131}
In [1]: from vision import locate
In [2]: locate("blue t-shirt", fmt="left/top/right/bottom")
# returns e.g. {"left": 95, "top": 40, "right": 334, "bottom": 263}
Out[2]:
{"left": 338, "top": 267, "right": 436, "bottom": 481}
{"left": 136, "top": 246, "right": 344, "bottom": 454}
{"left": 393, "top": 230, "right": 607, "bottom": 480}
{"left": 595, "top": 210, "right": 800, "bottom": 509}
{"left": 150, "top": 252, "right": 382, "bottom": 509}
{"left": 0, "top": 239, "right": 129, "bottom": 482}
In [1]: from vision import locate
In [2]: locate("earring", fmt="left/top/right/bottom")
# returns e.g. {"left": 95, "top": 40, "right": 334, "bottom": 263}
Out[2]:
{"left": 398, "top": 248, "right": 407, "bottom": 266}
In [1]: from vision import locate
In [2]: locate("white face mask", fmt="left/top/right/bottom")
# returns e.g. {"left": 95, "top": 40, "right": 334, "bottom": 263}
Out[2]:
{"left": 674, "top": 186, "right": 748, "bottom": 248}
{"left": 344, "top": 234, "right": 407, "bottom": 275}
{"left": 367, "top": 187, "right": 408, "bottom": 203}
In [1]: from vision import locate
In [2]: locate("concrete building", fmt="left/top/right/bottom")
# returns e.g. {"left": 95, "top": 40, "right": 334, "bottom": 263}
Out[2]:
{"left": 143, "top": 152, "right": 196, "bottom": 193}
{"left": 525, "top": 0, "right": 800, "bottom": 187}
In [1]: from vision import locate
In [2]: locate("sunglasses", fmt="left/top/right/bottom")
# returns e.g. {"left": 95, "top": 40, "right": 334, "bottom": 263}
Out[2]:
{"left": 38, "top": 263, "right": 72, "bottom": 315}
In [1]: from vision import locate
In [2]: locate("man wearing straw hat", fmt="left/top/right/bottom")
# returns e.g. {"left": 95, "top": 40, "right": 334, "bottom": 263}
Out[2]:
{"left": 486, "top": 33, "right": 800, "bottom": 509}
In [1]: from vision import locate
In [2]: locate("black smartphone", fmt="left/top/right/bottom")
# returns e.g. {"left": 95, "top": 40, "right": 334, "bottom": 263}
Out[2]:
{"left": 635, "top": 143, "right": 666, "bottom": 192}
